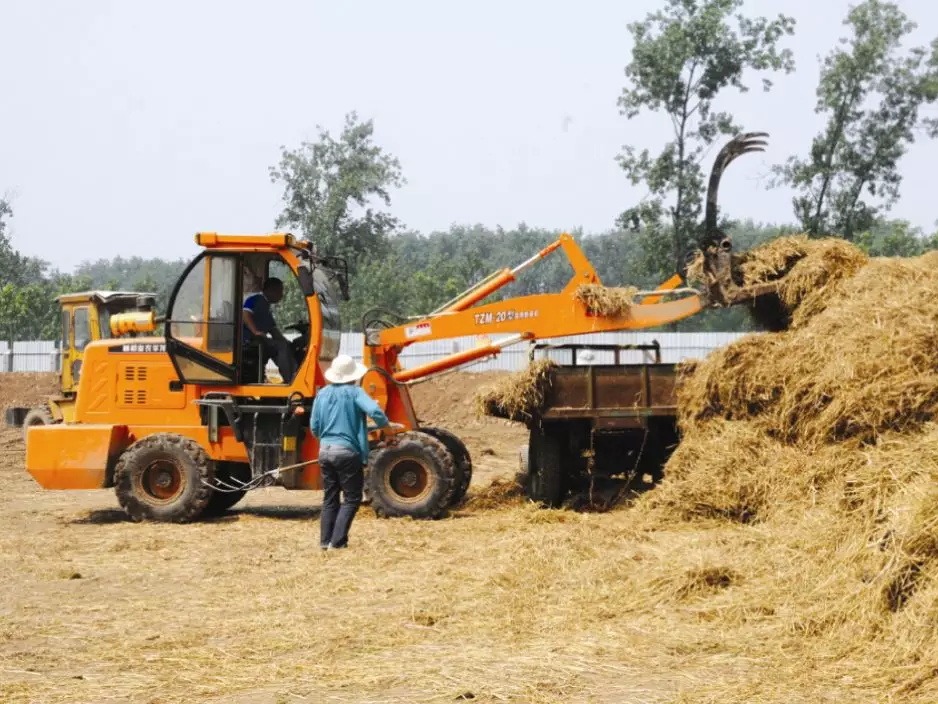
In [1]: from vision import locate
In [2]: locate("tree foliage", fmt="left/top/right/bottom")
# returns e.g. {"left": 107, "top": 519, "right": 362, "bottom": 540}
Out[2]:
{"left": 855, "top": 218, "right": 938, "bottom": 256}
{"left": 774, "top": 0, "right": 938, "bottom": 239}
{"left": 618, "top": 0, "right": 795, "bottom": 279}
{"left": 269, "top": 112, "right": 405, "bottom": 271}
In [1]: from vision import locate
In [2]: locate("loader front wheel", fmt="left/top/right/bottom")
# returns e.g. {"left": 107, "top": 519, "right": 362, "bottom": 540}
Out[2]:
{"left": 115, "top": 434, "right": 214, "bottom": 523}
{"left": 419, "top": 426, "right": 472, "bottom": 507}
{"left": 22, "top": 405, "right": 55, "bottom": 440}
{"left": 368, "top": 432, "right": 455, "bottom": 519}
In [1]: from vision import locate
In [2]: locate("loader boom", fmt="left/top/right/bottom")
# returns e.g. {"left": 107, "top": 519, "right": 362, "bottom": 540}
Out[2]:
{"left": 363, "top": 232, "right": 702, "bottom": 384}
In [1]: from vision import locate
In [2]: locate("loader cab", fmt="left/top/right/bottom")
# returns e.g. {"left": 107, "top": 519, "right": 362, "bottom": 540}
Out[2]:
{"left": 57, "top": 291, "right": 157, "bottom": 394}
{"left": 163, "top": 235, "right": 344, "bottom": 389}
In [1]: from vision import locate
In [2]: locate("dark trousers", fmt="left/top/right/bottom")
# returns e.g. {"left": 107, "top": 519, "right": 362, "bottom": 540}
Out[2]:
{"left": 262, "top": 337, "right": 297, "bottom": 384}
{"left": 319, "top": 445, "right": 364, "bottom": 548}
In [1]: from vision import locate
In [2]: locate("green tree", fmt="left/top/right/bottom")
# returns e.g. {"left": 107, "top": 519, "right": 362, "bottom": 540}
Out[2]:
{"left": 269, "top": 112, "right": 405, "bottom": 271}
{"left": 855, "top": 219, "right": 938, "bottom": 256}
{"left": 774, "top": 0, "right": 938, "bottom": 240}
{"left": 618, "top": 0, "right": 795, "bottom": 279}
{"left": 0, "top": 200, "right": 45, "bottom": 287}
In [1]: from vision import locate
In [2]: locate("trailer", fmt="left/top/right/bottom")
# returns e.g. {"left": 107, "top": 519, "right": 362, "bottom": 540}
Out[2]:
{"left": 512, "top": 342, "right": 680, "bottom": 507}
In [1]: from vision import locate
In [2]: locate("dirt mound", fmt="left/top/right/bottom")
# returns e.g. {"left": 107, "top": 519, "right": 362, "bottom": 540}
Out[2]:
{"left": 410, "top": 370, "right": 509, "bottom": 427}
{"left": 634, "top": 245, "right": 938, "bottom": 699}
{"left": 409, "top": 371, "right": 527, "bottom": 488}
{"left": 0, "top": 372, "right": 58, "bottom": 410}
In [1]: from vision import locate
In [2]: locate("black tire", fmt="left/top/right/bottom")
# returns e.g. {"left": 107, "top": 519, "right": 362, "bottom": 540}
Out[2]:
{"left": 367, "top": 432, "right": 456, "bottom": 519}
{"left": 22, "top": 405, "right": 55, "bottom": 440}
{"left": 420, "top": 426, "right": 473, "bottom": 507}
{"left": 526, "top": 429, "right": 565, "bottom": 508}
{"left": 115, "top": 433, "right": 214, "bottom": 523}
{"left": 204, "top": 462, "right": 251, "bottom": 515}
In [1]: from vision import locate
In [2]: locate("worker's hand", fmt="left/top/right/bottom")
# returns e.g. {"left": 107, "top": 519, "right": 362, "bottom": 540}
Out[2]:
{"left": 387, "top": 422, "right": 406, "bottom": 431}
{"left": 293, "top": 406, "right": 306, "bottom": 416}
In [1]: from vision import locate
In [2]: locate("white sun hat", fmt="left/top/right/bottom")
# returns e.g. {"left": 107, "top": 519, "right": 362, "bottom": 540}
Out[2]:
{"left": 324, "top": 354, "right": 369, "bottom": 384}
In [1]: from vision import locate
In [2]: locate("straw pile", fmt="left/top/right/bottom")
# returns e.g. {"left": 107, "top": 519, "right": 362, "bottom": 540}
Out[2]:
{"left": 688, "top": 235, "right": 869, "bottom": 329}
{"left": 574, "top": 284, "right": 638, "bottom": 317}
{"left": 633, "top": 246, "right": 938, "bottom": 699}
{"left": 475, "top": 358, "right": 555, "bottom": 422}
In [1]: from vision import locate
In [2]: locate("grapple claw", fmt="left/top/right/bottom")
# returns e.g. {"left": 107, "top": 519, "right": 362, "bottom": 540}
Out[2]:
{"left": 698, "top": 131, "right": 772, "bottom": 307}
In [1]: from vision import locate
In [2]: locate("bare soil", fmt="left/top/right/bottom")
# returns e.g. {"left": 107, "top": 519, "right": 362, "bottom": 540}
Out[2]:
{"left": 0, "top": 372, "right": 59, "bottom": 410}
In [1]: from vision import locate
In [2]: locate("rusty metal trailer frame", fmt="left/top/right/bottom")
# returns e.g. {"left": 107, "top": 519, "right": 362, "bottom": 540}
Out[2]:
{"left": 522, "top": 342, "right": 680, "bottom": 507}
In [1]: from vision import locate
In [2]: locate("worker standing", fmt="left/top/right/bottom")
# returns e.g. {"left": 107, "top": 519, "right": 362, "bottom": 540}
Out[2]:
{"left": 310, "top": 354, "right": 394, "bottom": 549}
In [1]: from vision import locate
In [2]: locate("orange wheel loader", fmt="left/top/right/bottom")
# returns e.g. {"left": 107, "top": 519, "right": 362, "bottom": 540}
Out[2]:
{"left": 23, "top": 133, "right": 770, "bottom": 523}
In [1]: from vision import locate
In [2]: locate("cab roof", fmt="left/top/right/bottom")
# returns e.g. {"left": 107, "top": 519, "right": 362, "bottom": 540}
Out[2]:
{"left": 55, "top": 291, "right": 156, "bottom": 305}
{"left": 194, "top": 232, "right": 311, "bottom": 251}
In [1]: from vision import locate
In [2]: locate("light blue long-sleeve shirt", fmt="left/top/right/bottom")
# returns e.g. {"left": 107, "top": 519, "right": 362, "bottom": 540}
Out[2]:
{"left": 310, "top": 383, "right": 390, "bottom": 464}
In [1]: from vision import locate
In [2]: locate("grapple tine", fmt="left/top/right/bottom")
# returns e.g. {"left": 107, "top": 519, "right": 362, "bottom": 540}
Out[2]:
{"left": 699, "top": 131, "right": 770, "bottom": 306}
{"left": 704, "top": 131, "right": 770, "bottom": 237}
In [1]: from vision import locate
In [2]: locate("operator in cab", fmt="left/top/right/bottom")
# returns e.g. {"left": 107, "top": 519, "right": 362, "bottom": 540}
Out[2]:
{"left": 242, "top": 277, "right": 296, "bottom": 384}
{"left": 310, "top": 354, "right": 400, "bottom": 550}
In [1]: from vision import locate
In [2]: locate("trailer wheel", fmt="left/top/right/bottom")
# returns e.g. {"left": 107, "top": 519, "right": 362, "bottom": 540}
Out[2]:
{"left": 115, "top": 434, "right": 214, "bottom": 523}
{"left": 526, "top": 430, "right": 565, "bottom": 508}
{"left": 22, "top": 405, "right": 55, "bottom": 440}
{"left": 368, "top": 432, "right": 456, "bottom": 519}
{"left": 420, "top": 426, "right": 472, "bottom": 507}
{"left": 204, "top": 462, "right": 251, "bottom": 516}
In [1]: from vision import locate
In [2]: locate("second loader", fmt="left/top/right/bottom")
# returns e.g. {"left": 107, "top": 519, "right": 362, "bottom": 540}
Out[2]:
{"left": 4, "top": 290, "right": 158, "bottom": 434}
{"left": 23, "top": 133, "right": 772, "bottom": 522}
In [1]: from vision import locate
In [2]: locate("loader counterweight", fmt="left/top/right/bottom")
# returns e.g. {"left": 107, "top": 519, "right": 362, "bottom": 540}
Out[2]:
{"left": 26, "top": 423, "right": 129, "bottom": 490}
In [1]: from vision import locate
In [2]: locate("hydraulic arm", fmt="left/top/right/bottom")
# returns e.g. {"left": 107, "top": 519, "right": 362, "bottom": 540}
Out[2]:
{"left": 363, "top": 232, "right": 703, "bottom": 385}
{"left": 360, "top": 131, "right": 772, "bottom": 420}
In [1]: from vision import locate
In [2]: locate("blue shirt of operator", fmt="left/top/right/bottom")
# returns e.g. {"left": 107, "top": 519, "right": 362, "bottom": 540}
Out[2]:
{"left": 243, "top": 292, "right": 277, "bottom": 342}
{"left": 311, "top": 384, "right": 390, "bottom": 464}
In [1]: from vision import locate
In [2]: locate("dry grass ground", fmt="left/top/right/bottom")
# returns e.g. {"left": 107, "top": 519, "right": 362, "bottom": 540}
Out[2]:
{"left": 0, "top": 372, "right": 828, "bottom": 704}
{"left": 0, "top": 381, "right": 740, "bottom": 704}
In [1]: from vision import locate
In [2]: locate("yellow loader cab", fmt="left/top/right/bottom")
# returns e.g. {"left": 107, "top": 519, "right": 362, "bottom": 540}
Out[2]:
{"left": 4, "top": 290, "right": 158, "bottom": 433}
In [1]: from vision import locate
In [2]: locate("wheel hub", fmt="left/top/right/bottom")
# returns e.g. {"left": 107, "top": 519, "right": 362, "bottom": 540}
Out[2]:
{"left": 141, "top": 460, "right": 184, "bottom": 502}
{"left": 388, "top": 459, "right": 430, "bottom": 501}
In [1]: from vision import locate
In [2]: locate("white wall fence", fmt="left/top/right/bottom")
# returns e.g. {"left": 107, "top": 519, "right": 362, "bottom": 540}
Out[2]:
{"left": 0, "top": 332, "right": 749, "bottom": 375}
{"left": 0, "top": 341, "right": 60, "bottom": 373}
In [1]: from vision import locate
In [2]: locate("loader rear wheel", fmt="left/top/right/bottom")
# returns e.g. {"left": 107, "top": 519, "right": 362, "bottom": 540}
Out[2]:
{"left": 22, "top": 405, "right": 55, "bottom": 440}
{"left": 115, "top": 434, "right": 214, "bottom": 523}
{"left": 368, "top": 432, "right": 456, "bottom": 519}
{"left": 420, "top": 426, "right": 472, "bottom": 507}
{"left": 204, "top": 462, "right": 251, "bottom": 516}
{"left": 526, "top": 430, "right": 565, "bottom": 508}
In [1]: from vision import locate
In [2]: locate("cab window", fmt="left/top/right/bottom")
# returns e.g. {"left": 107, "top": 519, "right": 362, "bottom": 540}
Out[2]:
{"left": 74, "top": 307, "right": 90, "bottom": 350}
{"left": 166, "top": 254, "right": 238, "bottom": 384}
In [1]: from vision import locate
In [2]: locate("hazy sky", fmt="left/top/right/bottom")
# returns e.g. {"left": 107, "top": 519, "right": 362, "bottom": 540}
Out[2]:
{"left": 2, "top": 0, "right": 937, "bottom": 272}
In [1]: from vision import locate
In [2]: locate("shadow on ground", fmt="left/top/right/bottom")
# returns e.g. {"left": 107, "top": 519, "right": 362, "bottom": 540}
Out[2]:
{"left": 69, "top": 509, "right": 129, "bottom": 525}
{"left": 232, "top": 505, "right": 322, "bottom": 520}
{"left": 66, "top": 505, "right": 323, "bottom": 524}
